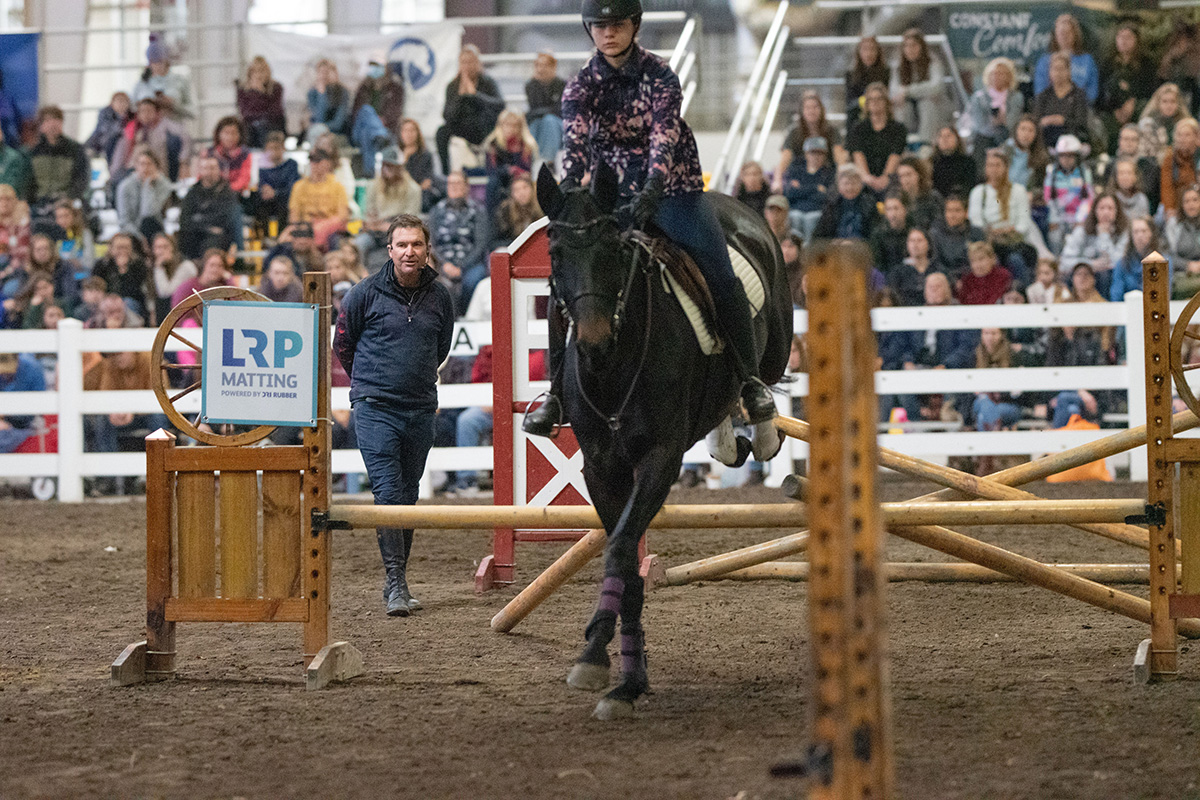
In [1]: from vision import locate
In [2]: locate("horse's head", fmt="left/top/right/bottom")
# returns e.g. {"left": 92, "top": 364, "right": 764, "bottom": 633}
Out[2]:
{"left": 537, "top": 163, "right": 629, "bottom": 354}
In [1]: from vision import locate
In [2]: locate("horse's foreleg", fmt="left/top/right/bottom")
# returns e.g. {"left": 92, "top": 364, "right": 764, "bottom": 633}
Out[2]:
{"left": 565, "top": 462, "right": 633, "bottom": 693}
{"left": 591, "top": 451, "right": 681, "bottom": 719}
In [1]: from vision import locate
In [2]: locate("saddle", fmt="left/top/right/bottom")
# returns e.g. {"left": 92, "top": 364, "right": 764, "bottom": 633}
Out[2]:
{"left": 627, "top": 230, "right": 765, "bottom": 356}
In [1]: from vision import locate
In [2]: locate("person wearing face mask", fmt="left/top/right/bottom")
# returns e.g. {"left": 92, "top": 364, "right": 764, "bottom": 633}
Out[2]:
{"left": 351, "top": 58, "right": 405, "bottom": 179}
{"left": 435, "top": 44, "right": 505, "bottom": 174}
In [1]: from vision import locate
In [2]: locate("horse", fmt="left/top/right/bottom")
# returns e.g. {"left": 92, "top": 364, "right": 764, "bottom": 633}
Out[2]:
{"left": 535, "top": 163, "right": 792, "bottom": 718}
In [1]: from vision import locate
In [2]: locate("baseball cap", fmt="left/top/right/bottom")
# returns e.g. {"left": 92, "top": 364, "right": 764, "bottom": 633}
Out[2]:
{"left": 765, "top": 194, "right": 789, "bottom": 211}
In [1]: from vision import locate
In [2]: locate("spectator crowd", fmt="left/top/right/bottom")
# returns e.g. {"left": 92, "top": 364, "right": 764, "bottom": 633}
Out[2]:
{"left": 8, "top": 14, "right": 1200, "bottom": 491}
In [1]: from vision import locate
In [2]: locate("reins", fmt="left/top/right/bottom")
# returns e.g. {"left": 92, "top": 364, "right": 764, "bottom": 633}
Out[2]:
{"left": 548, "top": 212, "right": 656, "bottom": 435}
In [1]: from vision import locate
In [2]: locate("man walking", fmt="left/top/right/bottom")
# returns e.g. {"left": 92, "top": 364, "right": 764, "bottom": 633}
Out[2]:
{"left": 333, "top": 214, "right": 455, "bottom": 616}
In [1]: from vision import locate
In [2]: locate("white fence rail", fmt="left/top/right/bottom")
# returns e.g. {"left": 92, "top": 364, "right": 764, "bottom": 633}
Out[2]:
{"left": 0, "top": 291, "right": 1191, "bottom": 501}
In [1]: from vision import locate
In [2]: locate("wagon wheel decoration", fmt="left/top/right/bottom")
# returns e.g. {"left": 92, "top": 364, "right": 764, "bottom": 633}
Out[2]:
{"left": 1170, "top": 288, "right": 1200, "bottom": 420}
{"left": 151, "top": 286, "right": 277, "bottom": 447}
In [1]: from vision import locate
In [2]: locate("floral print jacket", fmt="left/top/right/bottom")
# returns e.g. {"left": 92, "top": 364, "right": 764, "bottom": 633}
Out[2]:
{"left": 560, "top": 44, "right": 704, "bottom": 200}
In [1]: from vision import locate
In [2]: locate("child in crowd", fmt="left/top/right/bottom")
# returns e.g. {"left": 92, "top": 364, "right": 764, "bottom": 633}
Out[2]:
{"left": 85, "top": 91, "right": 133, "bottom": 168}
{"left": 930, "top": 195, "right": 984, "bottom": 282}
{"left": 888, "top": 227, "right": 941, "bottom": 307}
{"left": 734, "top": 160, "right": 770, "bottom": 217}
{"left": 1059, "top": 193, "right": 1130, "bottom": 297}
{"left": 252, "top": 130, "right": 300, "bottom": 239}
{"left": 71, "top": 275, "right": 107, "bottom": 321}
{"left": 931, "top": 126, "right": 977, "bottom": 198}
{"left": 1005, "top": 115, "right": 1050, "bottom": 192}
{"left": 959, "top": 241, "right": 1013, "bottom": 305}
{"left": 869, "top": 191, "right": 911, "bottom": 275}
{"left": 1026, "top": 257, "right": 1072, "bottom": 304}
{"left": 1043, "top": 134, "right": 1094, "bottom": 253}
{"left": 53, "top": 201, "right": 94, "bottom": 274}
{"left": 1112, "top": 216, "right": 1164, "bottom": 301}
{"left": 1108, "top": 157, "right": 1151, "bottom": 219}
{"left": 780, "top": 137, "right": 834, "bottom": 241}
{"left": 895, "top": 155, "right": 943, "bottom": 230}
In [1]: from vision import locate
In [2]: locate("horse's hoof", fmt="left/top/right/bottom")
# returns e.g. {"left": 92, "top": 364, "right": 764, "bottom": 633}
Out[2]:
{"left": 592, "top": 697, "right": 636, "bottom": 721}
{"left": 567, "top": 662, "right": 610, "bottom": 692}
{"left": 751, "top": 424, "right": 785, "bottom": 462}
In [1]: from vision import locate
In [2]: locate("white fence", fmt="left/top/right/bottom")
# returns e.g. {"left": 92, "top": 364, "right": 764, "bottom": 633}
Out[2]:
{"left": 0, "top": 291, "right": 1192, "bottom": 501}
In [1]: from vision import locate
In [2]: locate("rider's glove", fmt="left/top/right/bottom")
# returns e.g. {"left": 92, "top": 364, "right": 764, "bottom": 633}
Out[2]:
{"left": 630, "top": 175, "right": 665, "bottom": 228}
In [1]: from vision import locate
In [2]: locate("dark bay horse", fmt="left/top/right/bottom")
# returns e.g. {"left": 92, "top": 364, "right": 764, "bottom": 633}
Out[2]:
{"left": 536, "top": 164, "right": 792, "bottom": 718}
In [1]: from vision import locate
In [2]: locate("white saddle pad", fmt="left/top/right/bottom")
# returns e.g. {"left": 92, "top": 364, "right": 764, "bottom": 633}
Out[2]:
{"left": 658, "top": 245, "right": 765, "bottom": 356}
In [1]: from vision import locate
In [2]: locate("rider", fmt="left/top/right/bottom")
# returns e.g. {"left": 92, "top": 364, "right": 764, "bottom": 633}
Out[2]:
{"left": 521, "top": 0, "right": 777, "bottom": 437}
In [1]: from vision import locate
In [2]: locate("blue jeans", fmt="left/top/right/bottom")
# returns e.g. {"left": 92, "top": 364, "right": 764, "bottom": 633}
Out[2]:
{"left": 973, "top": 395, "right": 1021, "bottom": 429}
{"left": 528, "top": 114, "right": 563, "bottom": 164}
{"left": 1052, "top": 391, "right": 1087, "bottom": 429}
{"left": 86, "top": 413, "right": 169, "bottom": 452}
{"left": 457, "top": 262, "right": 489, "bottom": 316}
{"left": 351, "top": 106, "right": 392, "bottom": 178}
{"left": 352, "top": 400, "right": 437, "bottom": 507}
{"left": 454, "top": 406, "right": 493, "bottom": 488}
{"left": 654, "top": 191, "right": 759, "bottom": 376}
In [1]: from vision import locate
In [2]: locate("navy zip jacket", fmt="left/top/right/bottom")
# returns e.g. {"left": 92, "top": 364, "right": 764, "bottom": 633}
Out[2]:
{"left": 333, "top": 263, "right": 455, "bottom": 411}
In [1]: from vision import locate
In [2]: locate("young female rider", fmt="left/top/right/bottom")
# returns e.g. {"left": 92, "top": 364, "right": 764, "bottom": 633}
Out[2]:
{"left": 523, "top": 0, "right": 776, "bottom": 436}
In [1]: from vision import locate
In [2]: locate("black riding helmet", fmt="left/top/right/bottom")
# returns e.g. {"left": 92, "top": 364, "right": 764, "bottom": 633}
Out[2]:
{"left": 581, "top": 0, "right": 643, "bottom": 35}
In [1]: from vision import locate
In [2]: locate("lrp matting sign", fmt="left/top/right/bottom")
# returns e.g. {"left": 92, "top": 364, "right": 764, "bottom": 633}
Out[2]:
{"left": 201, "top": 300, "right": 319, "bottom": 426}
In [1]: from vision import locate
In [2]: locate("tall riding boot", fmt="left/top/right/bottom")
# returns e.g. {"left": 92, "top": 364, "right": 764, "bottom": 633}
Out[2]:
{"left": 377, "top": 528, "right": 409, "bottom": 617}
{"left": 522, "top": 304, "right": 567, "bottom": 437}
{"left": 400, "top": 528, "right": 421, "bottom": 611}
{"left": 720, "top": 281, "right": 776, "bottom": 425}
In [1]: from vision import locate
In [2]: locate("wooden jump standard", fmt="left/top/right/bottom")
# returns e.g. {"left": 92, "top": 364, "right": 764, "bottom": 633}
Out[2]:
{"left": 112, "top": 273, "right": 363, "bottom": 691}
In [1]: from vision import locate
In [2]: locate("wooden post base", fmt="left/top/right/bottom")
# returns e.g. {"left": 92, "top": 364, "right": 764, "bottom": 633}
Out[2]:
{"left": 306, "top": 642, "right": 364, "bottom": 691}
{"left": 111, "top": 641, "right": 147, "bottom": 686}
{"left": 639, "top": 554, "right": 665, "bottom": 588}
{"left": 111, "top": 640, "right": 175, "bottom": 686}
{"left": 475, "top": 555, "right": 497, "bottom": 594}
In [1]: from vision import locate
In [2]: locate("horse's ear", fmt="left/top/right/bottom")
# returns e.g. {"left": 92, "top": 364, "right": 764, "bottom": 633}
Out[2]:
{"left": 537, "top": 164, "right": 565, "bottom": 220}
{"left": 592, "top": 162, "right": 620, "bottom": 214}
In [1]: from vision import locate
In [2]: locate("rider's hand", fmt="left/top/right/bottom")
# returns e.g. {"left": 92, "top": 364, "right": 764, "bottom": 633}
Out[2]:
{"left": 630, "top": 175, "right": 665, "bottom": 228}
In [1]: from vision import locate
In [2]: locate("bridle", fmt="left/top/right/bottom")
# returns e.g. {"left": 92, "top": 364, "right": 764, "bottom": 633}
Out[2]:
{"left": 547, "top": 211, "right": 654, "bottom": 434}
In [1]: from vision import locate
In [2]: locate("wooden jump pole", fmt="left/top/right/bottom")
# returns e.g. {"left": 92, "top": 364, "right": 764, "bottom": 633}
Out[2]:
{"left": 663, "top": 408, "right": 1192, "bottom": 588}
{"left": 329, "top": 498, "right": 1145, "bottom": 530}
{"left": 490, "top": 529, "right": 607, "bottom": 632}
{"left": 720, "top": 562, "right": 1154, "bottom": 584}
{"left": 882, "top": 520, "right": 1200, "bottom": 637}
{"left": 775, "top": 415, "right": 1156, "bottom": 553}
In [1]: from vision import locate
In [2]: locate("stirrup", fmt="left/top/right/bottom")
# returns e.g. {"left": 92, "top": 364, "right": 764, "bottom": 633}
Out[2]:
{"left": 741, "top": 379, "right": 777, "bottom": 426}
{"left": 522, "top": 392, "right": 563, "bottom": 438}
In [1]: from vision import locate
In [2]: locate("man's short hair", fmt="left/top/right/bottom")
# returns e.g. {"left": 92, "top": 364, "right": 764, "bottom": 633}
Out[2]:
{"left": 387, "top": 214, "right": 430, "bottom": 248}
{"left": 265, "top": 130, "right": 286, "bottom": 147}
{"left": 37, "top": 105, "right": 64, "bottom": 123}
{"left": 137, "top": 96, "right": 160, "bottom": 111}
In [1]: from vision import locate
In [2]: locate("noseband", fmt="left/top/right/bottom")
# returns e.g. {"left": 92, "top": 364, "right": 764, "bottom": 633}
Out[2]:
{"left": 547, "top": 212, "right": 641, "bottom": 336}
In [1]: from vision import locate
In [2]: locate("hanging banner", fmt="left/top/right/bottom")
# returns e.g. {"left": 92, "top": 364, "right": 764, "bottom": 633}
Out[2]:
{"left": 201, "top": 300, "right": 319, "bottom": 427}
{"left": 244, "top": 24, "right": 464, "bottom": 144}
{"left": 943, "top": 8, "right": 1062, "bottom": 64}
